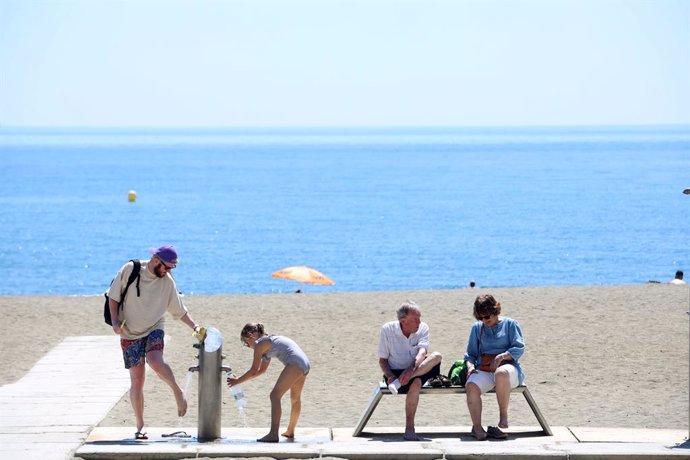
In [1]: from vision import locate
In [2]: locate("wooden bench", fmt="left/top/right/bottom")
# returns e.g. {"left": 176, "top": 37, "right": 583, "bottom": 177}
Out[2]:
{"left": 353, "top": 382, "right": 553, "bottom": 436}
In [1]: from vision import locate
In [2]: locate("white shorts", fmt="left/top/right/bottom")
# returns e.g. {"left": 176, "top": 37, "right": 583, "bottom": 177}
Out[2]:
{"left": 466, "top": 364, "right": 519, "bottom": 394}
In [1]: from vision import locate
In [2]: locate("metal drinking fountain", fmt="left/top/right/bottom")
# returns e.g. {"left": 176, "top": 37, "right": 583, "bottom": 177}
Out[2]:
{"left": 188, "top": 327, "right": 231, "bottom": 441}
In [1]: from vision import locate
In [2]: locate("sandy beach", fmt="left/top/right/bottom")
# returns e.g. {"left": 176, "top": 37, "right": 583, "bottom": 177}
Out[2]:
{"left": 1, "top": 284, "right": 688, "bottom": 433}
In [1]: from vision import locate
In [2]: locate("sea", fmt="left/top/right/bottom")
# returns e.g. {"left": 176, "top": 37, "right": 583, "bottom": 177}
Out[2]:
{"left": 0, "top": 125, "right": 688, "bottom": 296}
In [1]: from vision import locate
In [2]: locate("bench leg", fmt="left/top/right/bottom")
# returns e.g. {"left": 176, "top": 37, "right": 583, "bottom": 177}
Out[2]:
{"left": 521, "top": 387, "right": 553, "bottom": 436}
{"left": 352, "top": 385, "right": 385, "bottom": 436}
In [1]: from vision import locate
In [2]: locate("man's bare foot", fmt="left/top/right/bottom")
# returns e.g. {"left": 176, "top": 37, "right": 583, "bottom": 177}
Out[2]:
{"left": 498, "top": 417, "right": 509, "bottom": 429}
{"left": 403, "top": 427, "right": 420, "bottom": 441}
{"left": 175, "top": 391, "right": 188, "bottom": 417}
{"left": 281, "top": 431, "right": 295, "bottom": 439}
{"left": 257, "top": 434, "right": 279, "bottom": 443}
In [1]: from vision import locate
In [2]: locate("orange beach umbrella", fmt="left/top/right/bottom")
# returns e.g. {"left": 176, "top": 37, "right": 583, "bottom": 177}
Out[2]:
{"left": 271, "top": 266, "right": 335, "bottom": 286}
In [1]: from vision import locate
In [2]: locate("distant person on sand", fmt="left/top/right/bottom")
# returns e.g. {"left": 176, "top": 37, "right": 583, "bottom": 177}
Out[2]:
{"left": 463, "top": 294, "right": 525, "bottom": 441}
{"left": 378, "top": 301, "right": 443, "bottom": 441}
{"left": 670, "top": 270, "right": 686, "bottom": 285}
{"left": 108, "top": 245, "right": 203, "bottom": 440}
{"left": 228, "top": 323, "right": 310, "bottom": 442}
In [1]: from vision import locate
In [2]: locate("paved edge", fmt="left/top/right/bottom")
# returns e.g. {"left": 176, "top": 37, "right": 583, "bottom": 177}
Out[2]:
{"left": 0, "top": 336, "right": 131, "bottom": 460}
{"left": 75, "top": 426, "right": 690, "bottom": 460}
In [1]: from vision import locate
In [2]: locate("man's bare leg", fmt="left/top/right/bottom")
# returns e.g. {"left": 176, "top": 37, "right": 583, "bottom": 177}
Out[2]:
{"left": 410, "top": 351, "right": 442, "bottom": 379}
{"left": 146, "top": 350, "right": 187, "bottom": 417}
{"left": 404, "top": 379, "right": 422, "bottom": 441}
{"left": 129, "top": 364, "right": 146, "bottom": 433}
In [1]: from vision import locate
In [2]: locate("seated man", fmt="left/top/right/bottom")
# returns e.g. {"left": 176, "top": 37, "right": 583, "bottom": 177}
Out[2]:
{"left": 378, "top": 301, "right": 442, "bottom": 441}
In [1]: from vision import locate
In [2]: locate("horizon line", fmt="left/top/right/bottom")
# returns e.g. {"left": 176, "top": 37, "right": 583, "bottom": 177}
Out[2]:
{"left": 1, "top": 123, "right": 689, "bottom": 131}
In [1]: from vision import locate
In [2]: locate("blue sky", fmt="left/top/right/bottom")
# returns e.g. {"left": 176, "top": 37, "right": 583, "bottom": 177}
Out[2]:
{"left": 0, "top": 0, "right": 688, "bottom": 127}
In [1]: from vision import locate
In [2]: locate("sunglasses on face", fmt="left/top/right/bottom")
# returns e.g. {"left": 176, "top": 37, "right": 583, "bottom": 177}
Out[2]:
{"left": 479, "top": 314, "right": 493, "bottom": 320}
{"left": 158, "top": 259, "right": 175, "bottom": 270}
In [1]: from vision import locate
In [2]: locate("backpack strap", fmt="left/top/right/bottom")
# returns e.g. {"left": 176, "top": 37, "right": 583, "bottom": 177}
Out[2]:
{"left": 119, "top": 259, "right": 141, "bottom": 313}
{"left": 132, "top": 259, "right": 141, "bottom": 297}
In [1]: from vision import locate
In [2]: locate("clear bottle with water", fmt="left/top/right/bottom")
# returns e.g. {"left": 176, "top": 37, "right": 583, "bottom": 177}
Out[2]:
{"left": 229, "top": 378, "right": 247, "bottom": 414}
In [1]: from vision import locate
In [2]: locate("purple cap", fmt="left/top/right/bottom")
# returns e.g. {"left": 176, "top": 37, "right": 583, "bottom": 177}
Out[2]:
{"left": 148, "top": 245, "right": 179, "bottom": 264}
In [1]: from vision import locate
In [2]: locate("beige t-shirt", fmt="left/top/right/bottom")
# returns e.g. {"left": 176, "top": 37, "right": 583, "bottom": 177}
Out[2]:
{"left": 108, "top": 260, "right": 188, "bottom": 340}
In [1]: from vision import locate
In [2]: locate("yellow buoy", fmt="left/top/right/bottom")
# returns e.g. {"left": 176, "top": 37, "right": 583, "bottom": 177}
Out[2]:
{"left": 128, "top": 190, "right": 137, "bottom": 202}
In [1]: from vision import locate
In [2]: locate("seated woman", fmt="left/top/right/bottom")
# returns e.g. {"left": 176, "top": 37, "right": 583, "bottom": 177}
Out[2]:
{"left": 463, "top": 294, "right": 524, "bottom": 440}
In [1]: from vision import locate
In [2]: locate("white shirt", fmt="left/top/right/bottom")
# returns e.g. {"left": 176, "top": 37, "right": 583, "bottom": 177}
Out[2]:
{"left": 378, "top": 320, "right": 430, "bottom": 370}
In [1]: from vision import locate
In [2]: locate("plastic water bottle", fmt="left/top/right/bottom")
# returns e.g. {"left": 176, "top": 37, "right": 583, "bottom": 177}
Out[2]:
{"left": 230, "top": 383, "right": 247, "bottom": 414}
{"left": 388, "top": 379, "right": 401, "bottom": 395}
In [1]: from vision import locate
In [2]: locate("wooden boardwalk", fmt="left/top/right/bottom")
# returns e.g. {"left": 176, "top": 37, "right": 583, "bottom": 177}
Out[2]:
{"left": 0, "top": 336, "right": 130, "bottom": 460}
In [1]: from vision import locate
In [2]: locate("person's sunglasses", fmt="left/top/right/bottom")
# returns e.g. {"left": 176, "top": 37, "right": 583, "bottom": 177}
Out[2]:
{"left": 479, "top": 314, "right": 492, "bottom": 320}
{"left": 159, "top": 259, "right": 175, "bottom": 271}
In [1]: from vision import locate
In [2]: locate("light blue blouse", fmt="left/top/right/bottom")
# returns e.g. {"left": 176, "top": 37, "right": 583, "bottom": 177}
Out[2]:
{"left": 463, "top": 317, "right": 525, "bottom": 385}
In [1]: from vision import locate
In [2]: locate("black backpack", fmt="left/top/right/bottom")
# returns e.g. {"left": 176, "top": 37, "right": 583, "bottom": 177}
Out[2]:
{"left": 104, "top": 259, "right": 141, "bottom": 325}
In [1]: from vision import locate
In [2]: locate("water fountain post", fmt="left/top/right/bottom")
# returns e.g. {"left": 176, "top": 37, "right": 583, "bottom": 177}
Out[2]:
{"left": 189, "top": 327, "right": 231, "bottom": 441}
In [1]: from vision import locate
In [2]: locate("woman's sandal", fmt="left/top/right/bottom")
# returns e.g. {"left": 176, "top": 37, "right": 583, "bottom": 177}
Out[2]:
{"left": 134, "top": 431, "right": 148, "bottom": 440}
{"left": 487, "top": 426, "right": 507, "bottom": 439}
{"left": 439, "top": 375, "right": 452, "bottom": 387}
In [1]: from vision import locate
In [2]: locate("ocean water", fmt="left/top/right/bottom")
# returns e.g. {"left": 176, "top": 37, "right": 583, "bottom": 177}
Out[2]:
{"left": 0, "top": 125, "right": 688, "bottom": 296}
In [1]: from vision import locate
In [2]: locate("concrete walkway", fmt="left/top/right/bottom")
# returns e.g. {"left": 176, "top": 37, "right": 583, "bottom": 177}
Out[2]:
{"left": 78, "top": 425, "right": 690, "bottom": 459}
{"left": 0, "top": 336, "right": 130, "bottom": 460}
{"left": 3, "top": 336, "right": 690, "bottom": 459}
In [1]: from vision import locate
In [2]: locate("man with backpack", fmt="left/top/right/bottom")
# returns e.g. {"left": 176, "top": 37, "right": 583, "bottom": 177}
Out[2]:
{"left": 108, "top": 244, "right": 202, "bottom": 440}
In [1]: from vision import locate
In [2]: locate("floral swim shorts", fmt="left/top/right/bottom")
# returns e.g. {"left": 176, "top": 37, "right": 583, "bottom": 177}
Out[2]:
{"left": 120, "top": 329, "right": 165, "bottom": 369}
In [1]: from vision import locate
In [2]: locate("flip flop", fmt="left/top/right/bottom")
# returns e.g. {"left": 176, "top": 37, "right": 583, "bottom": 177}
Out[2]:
{"left": 162, "top": 431, "right": 191, "bottom": 438}
{"left": 440, "top": 375, "right": 452, "bottom": 387}
{"left": 487, "top": 426, "right": 507, "bottom": 439}
{"left": 134, "top": 431, "right": 148, "bottom": 440}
